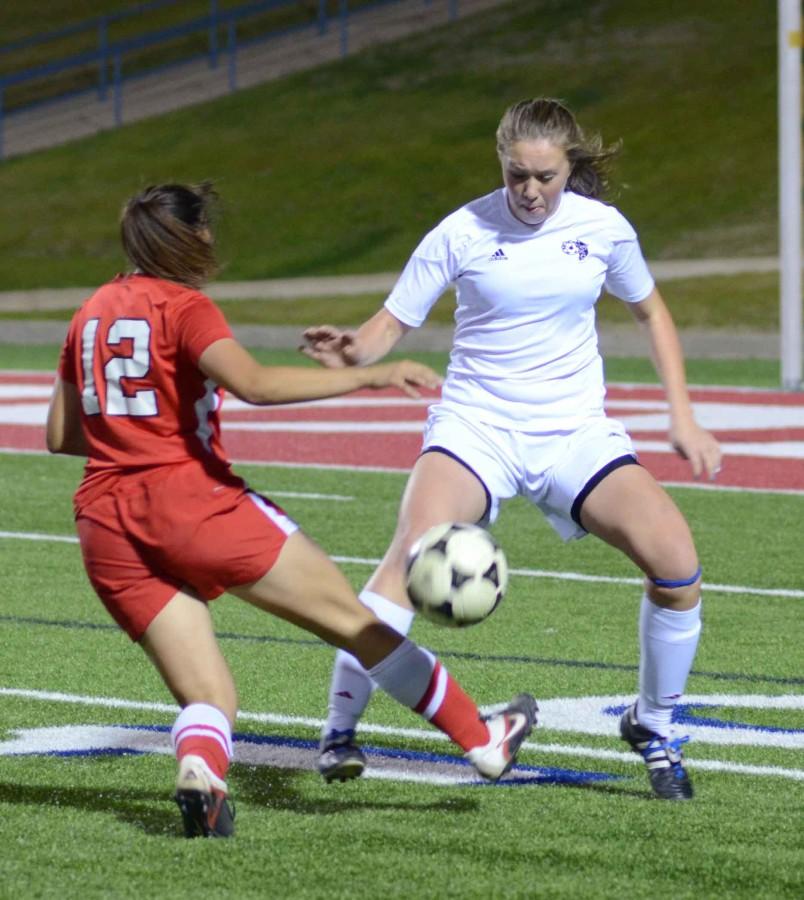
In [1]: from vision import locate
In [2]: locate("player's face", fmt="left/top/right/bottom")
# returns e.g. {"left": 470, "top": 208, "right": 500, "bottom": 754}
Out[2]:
{"left": 501, "top": 139, "right": 571, "bottom": 226}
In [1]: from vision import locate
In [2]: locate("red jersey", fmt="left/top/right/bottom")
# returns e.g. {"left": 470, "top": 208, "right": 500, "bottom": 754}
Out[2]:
{"left": 59, "top": 273, "right": 235, "bottom": 509}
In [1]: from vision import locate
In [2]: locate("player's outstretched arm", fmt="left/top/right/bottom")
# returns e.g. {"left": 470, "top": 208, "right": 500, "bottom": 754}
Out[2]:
{"left": 200, "top": 337, "right": 441, "bottom": 405}
{"left": 45, "top": 377, "right": 90, "bottom": 456}
{"left": 628, "top": 287, "right": 722, "bottom": 480}
{"left": 301, "top": 308, "right": 410, "bottom": 367}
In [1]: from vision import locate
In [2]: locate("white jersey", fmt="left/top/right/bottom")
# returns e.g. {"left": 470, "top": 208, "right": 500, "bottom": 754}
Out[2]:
{"left": 385, "top": 188, "right": 654, "bottom": 430}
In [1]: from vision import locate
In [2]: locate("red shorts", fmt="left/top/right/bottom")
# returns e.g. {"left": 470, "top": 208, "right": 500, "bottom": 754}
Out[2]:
{"left": 76, "top": 460, "right": 298, "bottom": 641}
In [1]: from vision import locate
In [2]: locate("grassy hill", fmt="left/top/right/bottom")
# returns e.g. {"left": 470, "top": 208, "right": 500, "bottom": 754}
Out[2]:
{"left": 0, "top": 0, "right": 778, "bottom": 290}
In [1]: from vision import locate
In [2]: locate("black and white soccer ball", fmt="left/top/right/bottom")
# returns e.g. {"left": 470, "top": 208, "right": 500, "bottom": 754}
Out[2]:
{"left": 405, "top": 522, "right": 508, "bottom": 627}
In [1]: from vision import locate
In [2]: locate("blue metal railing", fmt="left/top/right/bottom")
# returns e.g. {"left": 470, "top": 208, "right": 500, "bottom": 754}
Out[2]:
{"left": 0, "top": 0, "right": 180, "bottom": 58}
{"left": 0, "top": 0, "right": 462, "bottom": 160}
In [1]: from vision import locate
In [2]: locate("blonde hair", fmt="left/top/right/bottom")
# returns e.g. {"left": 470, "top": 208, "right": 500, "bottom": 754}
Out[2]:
{"left": 496, "top": 98, "right": 621, "bottom": 199}
{"left": 120, "top": 183, "right": 219, "bottom": 288}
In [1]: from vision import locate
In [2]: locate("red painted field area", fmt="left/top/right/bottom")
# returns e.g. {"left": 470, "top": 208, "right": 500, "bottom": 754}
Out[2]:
{"left": 2, "top": 372, "right": 803, "bottom": 491}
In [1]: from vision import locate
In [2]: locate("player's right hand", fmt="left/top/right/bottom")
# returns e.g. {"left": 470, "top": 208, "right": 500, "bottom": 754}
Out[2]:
{"left": 300, "top": 325, "right": 359, "bottom": 368}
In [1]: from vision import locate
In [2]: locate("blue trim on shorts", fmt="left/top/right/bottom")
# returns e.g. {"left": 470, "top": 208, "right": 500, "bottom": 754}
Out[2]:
{"left": 420, "top": 446, "right": 492, "bottom": 525}
{"left": 570, "top": 454, "right": 639, "bottom": 528}
{"left": 651, "top": 566, "right": 702, "bottom": 589}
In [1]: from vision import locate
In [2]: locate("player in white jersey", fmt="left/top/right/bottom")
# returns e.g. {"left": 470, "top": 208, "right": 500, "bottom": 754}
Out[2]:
{"left": 303, "top": 98, "right": 722, "bottom": 800}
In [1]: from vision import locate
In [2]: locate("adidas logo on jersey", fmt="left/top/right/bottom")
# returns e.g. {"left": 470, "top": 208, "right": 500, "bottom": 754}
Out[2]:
{"left": 489, "top": 248, "right": 508, "bottom": 261}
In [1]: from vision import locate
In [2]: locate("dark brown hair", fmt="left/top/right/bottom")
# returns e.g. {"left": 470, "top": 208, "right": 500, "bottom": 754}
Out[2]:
{"left": 120, "top": 183, "right": 218, "bottom": 288}
{"left": 496, "top": 98, "right": 621, "bottom": 200}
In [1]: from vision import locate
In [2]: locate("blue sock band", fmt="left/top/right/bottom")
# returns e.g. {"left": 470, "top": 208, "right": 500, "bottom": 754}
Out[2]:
{"left": 650, "top": 566, "right": 702, "bottom": 589}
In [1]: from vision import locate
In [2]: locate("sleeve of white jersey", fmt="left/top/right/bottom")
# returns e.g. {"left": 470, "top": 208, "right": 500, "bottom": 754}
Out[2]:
{"left": 384, "top": 224, "right": 460, "bottom": 328}
{"left": 603, "top": 211, "right": 655, "bottom": 304}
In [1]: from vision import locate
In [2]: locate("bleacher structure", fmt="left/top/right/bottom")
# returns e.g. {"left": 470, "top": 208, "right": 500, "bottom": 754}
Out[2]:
{"left": 0, "top": 0, "right": 501, "bottom": 160}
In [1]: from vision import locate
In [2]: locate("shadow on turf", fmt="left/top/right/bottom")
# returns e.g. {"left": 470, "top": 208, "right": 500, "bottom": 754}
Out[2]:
{"left": 566, "top": 780, "right": 656, "bottom": 801}
{"left": 231, "top": 764, "right": 480, "bottom": 815}
{"left": 0, "top": 770, "right": 657, "bottom": 844}
{"left": 0, "top": 773, "right": 479, "bottom": 839}
{"left": 230, "top": 763, "right": 653, "bottom": 809}
{"left": 0, "top": 780, "right": 180, "bottom": 836}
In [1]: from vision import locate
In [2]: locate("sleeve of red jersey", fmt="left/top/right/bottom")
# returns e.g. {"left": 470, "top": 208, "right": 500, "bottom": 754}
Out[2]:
{"left": 174, "top": 290, "right": 235, "bottom": 365}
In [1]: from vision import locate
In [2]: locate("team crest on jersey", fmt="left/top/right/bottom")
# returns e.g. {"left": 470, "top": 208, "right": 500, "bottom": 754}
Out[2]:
{"left": 561, "top": 240, "right": 589, "bottom": 260}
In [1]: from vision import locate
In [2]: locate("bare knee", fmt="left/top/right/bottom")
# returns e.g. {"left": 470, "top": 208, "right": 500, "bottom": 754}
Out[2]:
{"left": 639, "top": 520, "right": 701, "bottom": 611}
{"left": 646, "top": 573, "right": 702, "bottom": 611}
{"left": 172, "top": 681, "right": 238, "bottom": 725}
{"left": 618, "top": 494, "right": 701, "bottom": 609}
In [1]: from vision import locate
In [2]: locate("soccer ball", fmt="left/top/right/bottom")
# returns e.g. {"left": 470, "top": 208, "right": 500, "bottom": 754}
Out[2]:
{"left": 405, "top": 522, "right": 508, "bottom": 627}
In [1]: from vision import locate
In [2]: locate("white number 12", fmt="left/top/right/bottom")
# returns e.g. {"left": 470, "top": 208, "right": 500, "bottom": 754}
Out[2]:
{"left": 80, "top": 317, "right": 158, "bottom": 417}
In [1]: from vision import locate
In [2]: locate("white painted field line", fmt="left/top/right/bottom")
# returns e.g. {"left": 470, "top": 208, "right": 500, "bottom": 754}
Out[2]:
{"left": 253, "top": 490, "right": 354, "bottom": 502}
{"left": 522, "top": 741, "right": 804, "bottom": 781}
{"left": 0, "top": 688, "right": 178, "bottom": 714}
{"left": 0, "top": 530, "right": 78, "bottom": 544}
{"left": 240, "top": 458, "right": 804, "bottom": 495}
{"left": 633, "top": 438, "right": 804, "bottom": 460}
{"left": 0, "top": 447, "right": 53, "bottom": 457}
{"left": 503, "top": 567, "right": 804, "bottom": 601}
{"left": 3, "top": 445, "right": 804, "bottom": 496}
{"left": 331, "top": 555, "right": 804, "bottom": 600}
{"left": 223, "top": 420, "right": 426, "bottom": 433}
{"left": 1, "top": 687, "right": 801, "bottom": 782}
{"left": 661, "top": 480, "right": 804, "bottom": 497}
{"left": 1, "top": 530, "right": 802, "bottom": 599}
{"left": 244, "top": 457, "right": 412, "bottom": 474}
{"left": 0, "top": 385, "right": 53, "bottom": 399}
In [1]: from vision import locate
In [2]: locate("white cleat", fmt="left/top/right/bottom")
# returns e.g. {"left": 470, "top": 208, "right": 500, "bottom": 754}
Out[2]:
{"left": 466, "top": 693, "right": 539, "bottom": 781}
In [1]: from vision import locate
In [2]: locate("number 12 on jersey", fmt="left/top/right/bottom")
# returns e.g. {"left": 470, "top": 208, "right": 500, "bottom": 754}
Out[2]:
{"left": 80, "top": 317, "right": 158, "bottom": 417}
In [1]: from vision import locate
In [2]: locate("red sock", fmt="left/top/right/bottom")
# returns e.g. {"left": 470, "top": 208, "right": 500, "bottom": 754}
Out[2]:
{"left": 414, "top": 661, "right": 490, "bottom": 751}
{"left": 176, "top": 734, "right": 230, "bottom": 781}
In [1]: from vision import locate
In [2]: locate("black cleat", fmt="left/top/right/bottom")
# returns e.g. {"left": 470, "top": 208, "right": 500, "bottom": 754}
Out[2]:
{"left": 620, "top": 703, "right": 693, "bottom": 800}
{"left": 174, "top": 755, "right": 235, "bottom": 838}
{"left": 318, "top": 729, "right": 366, "bottom": 783}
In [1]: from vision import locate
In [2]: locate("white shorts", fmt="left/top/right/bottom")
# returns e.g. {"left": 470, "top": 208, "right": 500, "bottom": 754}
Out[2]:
{"left": 421, "top": 404, "right": 638, "bottom": 541}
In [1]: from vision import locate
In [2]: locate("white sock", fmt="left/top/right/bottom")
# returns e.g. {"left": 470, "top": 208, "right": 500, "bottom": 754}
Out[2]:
{"left": 637, "top": 594, "right": 701, "bottom": 736}
{"left": 170, "top": 702, "right": 233, "bottom": 761}
{"left": 323, "top": 590, "right": 415, "bottom": 737}
{"left": 367, "top": 638, "right": 435, "bottom": 709}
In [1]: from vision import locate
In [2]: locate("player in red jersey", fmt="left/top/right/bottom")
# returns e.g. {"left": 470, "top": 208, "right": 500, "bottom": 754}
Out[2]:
{"left": 46, "top": 183, "right": 537, "bottom": 839}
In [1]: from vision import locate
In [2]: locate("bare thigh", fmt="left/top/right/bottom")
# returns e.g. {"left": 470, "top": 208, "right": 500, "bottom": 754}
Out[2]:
{"left": 140, "top": 589, "right": 238, "bottom": 723}
{"left": 578, "top": 464, "right": 701, "bottom": 609}
{"left": 227, "top": 531, "right": 404, "bottom": 670}
{"left": 366, "top": 450, "right": 490, "bottom": 606}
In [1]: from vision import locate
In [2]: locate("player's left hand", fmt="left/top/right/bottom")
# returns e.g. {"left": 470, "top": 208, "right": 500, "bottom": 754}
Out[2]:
{"left": 367, "top": 360, "right": 443, "bottom": 398}
{"left": 669, "top": 419, "right": 723, "bottom": 481}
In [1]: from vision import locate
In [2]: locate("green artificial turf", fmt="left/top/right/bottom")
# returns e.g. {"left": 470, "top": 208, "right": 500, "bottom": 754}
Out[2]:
{"left": 1, "top": 450, "right": 802, "bottom": 898}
